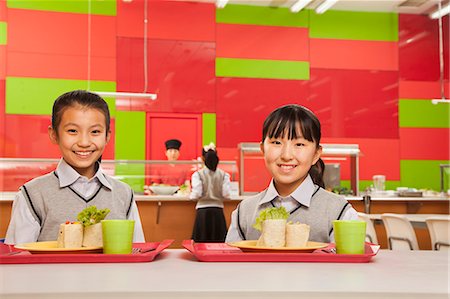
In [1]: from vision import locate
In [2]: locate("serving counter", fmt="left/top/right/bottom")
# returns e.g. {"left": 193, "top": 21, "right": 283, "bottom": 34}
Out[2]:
{"left": 0, "top": 249, "right": 448, "bottom": 299}
{"left": 1, "top": 193, "right": 449, "bottom": 249}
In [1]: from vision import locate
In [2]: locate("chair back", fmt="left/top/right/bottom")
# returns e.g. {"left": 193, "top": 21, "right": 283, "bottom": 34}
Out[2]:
{"left": 357, "top": 212, "right": 378, "bottom": 244}
{"left": 381, "top": 213, "right": 419, "bottom": 250}
{"left": 425, "top": 218, "right": 450, "bottom": 251}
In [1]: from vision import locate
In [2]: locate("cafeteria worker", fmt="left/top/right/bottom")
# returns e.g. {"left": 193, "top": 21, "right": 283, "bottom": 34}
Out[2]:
{"left": 150, "top": 139, "right": 190, "bottom": 187}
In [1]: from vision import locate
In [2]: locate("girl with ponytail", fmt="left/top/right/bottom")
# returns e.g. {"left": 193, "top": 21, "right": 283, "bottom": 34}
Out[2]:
{"left": 225, "top": 104, "right": 358, "bottom": 243}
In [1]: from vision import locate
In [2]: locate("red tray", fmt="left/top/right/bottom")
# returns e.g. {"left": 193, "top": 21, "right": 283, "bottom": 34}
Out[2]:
{"left": 0, "top": 239, "right": 173, "bottom": 264}
{"left": 182, "top": 240, "right": 379, "bottom": 263}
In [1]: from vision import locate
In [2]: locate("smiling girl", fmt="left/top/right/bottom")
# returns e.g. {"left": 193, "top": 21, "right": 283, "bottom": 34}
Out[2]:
{"left": 225, "top": 104, "right": 358, "bottom": 243}
{"left": 5, "top": 90, "right": 144, "bottom": 244}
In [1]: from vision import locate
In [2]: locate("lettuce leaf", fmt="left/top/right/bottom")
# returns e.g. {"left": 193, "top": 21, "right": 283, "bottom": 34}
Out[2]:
{"left": 252, "top": 207, "right": 289, "bottom": 231}
{"left": 77, "top": 206, "right": 110, "bottom": 227}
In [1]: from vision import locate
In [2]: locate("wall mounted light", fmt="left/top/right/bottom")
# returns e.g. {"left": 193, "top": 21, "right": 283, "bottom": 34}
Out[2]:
{"left": 93, "top": 91, "right": 157, "bottom": 100}
{"left": 216, "top": 0, "right": 229, "bottom": 9}
{"left": 315, "top": 0, "right": 339, "bottom": 14}
{"left": 290, "top": 0, "right": 313, "bottom": 13}
{"left": 429, "top": 3, "right": 450, "bottom": 19}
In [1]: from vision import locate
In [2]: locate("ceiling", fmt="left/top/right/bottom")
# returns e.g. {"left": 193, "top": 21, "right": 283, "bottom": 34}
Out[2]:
{"left": 187, "top": 0, "right": 448, "bottom": 15}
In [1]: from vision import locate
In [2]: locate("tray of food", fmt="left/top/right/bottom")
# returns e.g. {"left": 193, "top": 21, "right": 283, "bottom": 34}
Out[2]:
{"left": 182, "top": 240, "right": 379, "bottom": 263}
{"left": 0, "top": 240, "right": 174, "bottom": 264}
{"left": 182, "top": 206, "right": 379, "bottom": 263}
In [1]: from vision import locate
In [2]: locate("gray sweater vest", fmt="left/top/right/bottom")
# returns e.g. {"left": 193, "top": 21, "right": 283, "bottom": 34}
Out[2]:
{"left": 21, "top": 172, "right": 134, "bottom": 241}
{"left": 236, "top": 187, "right": 351, "bottom": 243}
{"left": 196, "top": 168, "right": 226, "bottom": 208}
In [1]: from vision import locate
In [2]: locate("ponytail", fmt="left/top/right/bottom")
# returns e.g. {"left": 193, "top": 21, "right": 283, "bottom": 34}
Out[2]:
{"left": 309, "top": 158, "right": 325, "bottom": 188}
{"left": 203, "top": 149, "right": 219, "bottom": 171}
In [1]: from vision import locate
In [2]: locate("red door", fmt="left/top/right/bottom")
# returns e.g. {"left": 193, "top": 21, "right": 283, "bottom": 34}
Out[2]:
{"left": 146, "top": 113, "right": 202, "bottom": 160}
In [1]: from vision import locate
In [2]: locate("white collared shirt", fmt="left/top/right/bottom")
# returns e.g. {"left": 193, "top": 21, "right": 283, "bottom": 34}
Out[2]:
{"left": 225, "top": 175, "right": 358, "bottom": 243}
{"left": 5, "top": 159, "right": 145, "bottom": 244}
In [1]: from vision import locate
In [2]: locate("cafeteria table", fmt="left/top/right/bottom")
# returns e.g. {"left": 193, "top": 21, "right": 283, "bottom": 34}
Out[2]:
{"left": 1, "top": 249, "right": 449, "bottom": 299}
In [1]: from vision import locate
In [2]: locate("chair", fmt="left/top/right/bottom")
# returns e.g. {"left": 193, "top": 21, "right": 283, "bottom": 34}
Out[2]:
{"left": 425, "top": 218, "right": 450, "bottom": 251}
{"left": 381, "top": 213, "right": 419, "bottom": 250}
{"left": 357, "top": 212, "right": 378, "bottom": 244}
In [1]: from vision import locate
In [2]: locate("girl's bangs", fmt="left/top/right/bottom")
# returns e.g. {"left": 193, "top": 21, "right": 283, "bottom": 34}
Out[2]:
{"left": 266, "top": 113, "right": 315, "bottom": 142}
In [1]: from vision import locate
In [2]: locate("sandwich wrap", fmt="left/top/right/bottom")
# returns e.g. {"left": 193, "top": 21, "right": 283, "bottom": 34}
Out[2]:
{"left": 57, "top": 222, "right": 83, "bottom": 248}
{"left": 253, "top": 207, "right": 289, "bottom": 247}
{"left": 286, "top": 222, "right": 310, "bottom": 247}
{"left": 77, "top": 206, "right": 110, "bottom": 247}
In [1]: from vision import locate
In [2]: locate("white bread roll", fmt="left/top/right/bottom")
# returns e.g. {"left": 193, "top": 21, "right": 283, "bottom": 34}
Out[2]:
{"left": 257, "top": 219, "right": 286, "bottom": 247}
{"left": 82, "top": 222, "right": 103, "bottom": 247}
{"left": 286, "top": 222, "right": 310, "bottom": 247}
{"left": 57, "top": 223, "right": 83, "bottom": 248}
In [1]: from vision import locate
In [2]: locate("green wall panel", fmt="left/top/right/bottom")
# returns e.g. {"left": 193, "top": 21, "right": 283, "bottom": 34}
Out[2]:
{"left": 0, "top": 22, "right": 6, "bottom": 45}
{"left": 309, "top": 10, "right": 398, "bottom": 41}
{"left": 6, "top": 77, "right": 116, "bottom": 116}
{"left": 114, "top": 163, "right": 145, "bottom": 193}
{"left": 216, "top": 4, "right": 308, "bottom": 27}
{"left": 115, "top": 111, "right": 145, "bottom": 160}
{"left": 401, "top": 160, "right": 450, "bottom": 191}
{"left": 216, "top": 58, "right": 310, "bottom": 80}
{"left": 7, "top": 0, "right": 116, "bottom": 16}
{"left": 399, "top": 99, "right": 450, "bottom": 128}
{"left": 202, "top": 113, "right": 216, "bottom": 146}
{"left": 114, "top": 111, "right": 146, "bottom": 192}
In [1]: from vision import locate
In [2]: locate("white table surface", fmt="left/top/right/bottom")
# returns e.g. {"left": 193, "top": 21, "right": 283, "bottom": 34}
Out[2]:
{"left": 1, "top": 249, "right": 449, "bottom": 299}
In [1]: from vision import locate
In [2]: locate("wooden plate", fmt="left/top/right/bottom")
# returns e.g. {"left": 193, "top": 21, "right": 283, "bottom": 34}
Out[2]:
{"left": 14, "top": 241, "right": 102, "bottom": 254}
{"left": 227, "top": 240, "right": 328, "bottom": 253}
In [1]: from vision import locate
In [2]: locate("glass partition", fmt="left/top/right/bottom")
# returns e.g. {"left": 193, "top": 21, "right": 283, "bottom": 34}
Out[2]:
{"left": 238, "top": 143, "right": 360, "bottom": 196}
{"left": 0, "top": 158, "right": 238, "bottom": 195}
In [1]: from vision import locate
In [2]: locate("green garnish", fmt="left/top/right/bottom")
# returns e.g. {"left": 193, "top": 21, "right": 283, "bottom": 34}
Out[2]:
{"left": 77, "top": 206, "right": 110, "bottom": 227}
{"left": 252, "top": 207, "right": 289, "bottom": 231}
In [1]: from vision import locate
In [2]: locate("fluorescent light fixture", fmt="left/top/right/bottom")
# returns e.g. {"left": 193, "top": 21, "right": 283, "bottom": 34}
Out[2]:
{"left": 315, "top": 0, "right": 339, "bottom": 14}
{"left": 216, "top": 0, "right": 229, "bottom": 9}
{"left": 431, "top": 98, "right": 450, "bottom": 104}
{"left": 290, "top": 0, "right": 313, "bottom": 13}
{"left": 93, "top": 91, "right": 157, "bottom": 100}
{"left": 430, "top": 3, "right": 450, "bottom": 19}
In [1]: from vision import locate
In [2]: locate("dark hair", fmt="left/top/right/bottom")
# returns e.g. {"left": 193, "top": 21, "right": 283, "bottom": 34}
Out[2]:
{"left": 202, "top": 149, "right": 219, "bottom": 171}
{"left": 51, "top": 90, "right": 111, "bottom": 136}
{"left": 262, "top": 104, "right": 325, "bottom": 188}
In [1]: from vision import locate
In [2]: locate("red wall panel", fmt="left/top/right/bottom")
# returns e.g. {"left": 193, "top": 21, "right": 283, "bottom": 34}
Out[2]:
{"left": 399, "top": 80, "right": 449, "bottom": 99}
{"left": 7, "top": 9, "right": 115, "bottom": 80}
{"left": 117, "top": 37, "right": 215, "bottom": 113}
{"left": 216, "top": 77, "right": 310, "bottom": 147}
{"left": 399, "top": 128, "right": 449, "bottom": 160}
{"left": 0, "top": 80, "right": 5, "bottom": 157}
{"left": 0, "top": 0, "right": 6, "bottom": 21}
{"left": 7, "top": 52, "right": 116, "bottom": 81}
{"left": 309, "top": 69, "right": 399, "bottom": 139}
{"left": 3, "top": 114, "right": 115, "bottom": 159}
{"left": 399, "top": 14, "right": 445, "bottom": 81}
{"left": 310, "top": 38, "right": 398, "bottom": 71}
{"left": 216, "top": 23, "right": 309, "bottom": 61}
{"left": 117, "top": 0, "right": 215, "bottom": 41}
{"left": 322, "top": 137, "right": 401, "bottom": 180}
{"left": 0, "top": 46, "right": 5, "bottom": 80}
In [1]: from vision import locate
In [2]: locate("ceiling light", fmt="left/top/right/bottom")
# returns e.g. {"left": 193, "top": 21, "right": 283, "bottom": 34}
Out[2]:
{"left": 315, "top": 0, "right": 339, "bottom": 14}
{"left": 290, "top": 0, "right": 313, "bottom": 13}
{"left": 216, "top": 0, "right": 229, "bottom": 9}
{"left": 430, "top": 3, "right": 450, "bottom": 19}
{"left": 93, "top": 91, "right": 157, "bottom": 100}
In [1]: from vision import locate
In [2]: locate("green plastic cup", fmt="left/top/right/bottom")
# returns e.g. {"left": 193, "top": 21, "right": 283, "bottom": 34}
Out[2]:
{"left": 101, "top": 220, "right": 135, "bottom": 254}
{"left": 333, "top": 220, "right": 366, "bottom": 254}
